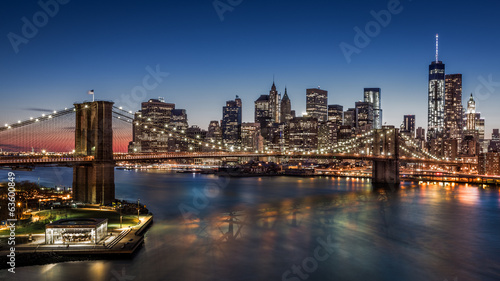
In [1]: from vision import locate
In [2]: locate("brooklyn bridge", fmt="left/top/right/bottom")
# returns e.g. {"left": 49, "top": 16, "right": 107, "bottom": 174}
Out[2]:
{"left": 0, "top": 100, "right": 474, "bottom": 205}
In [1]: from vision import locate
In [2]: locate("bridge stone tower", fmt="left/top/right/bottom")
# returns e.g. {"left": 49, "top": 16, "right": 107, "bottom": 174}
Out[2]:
{"left": 73, "top": 101, "right": 115, "bottom": 205}
{"left": 371, "top": 127, "right": 400, "bottom": 186}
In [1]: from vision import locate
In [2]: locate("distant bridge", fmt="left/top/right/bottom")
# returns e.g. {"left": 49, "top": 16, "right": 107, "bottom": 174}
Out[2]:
{"left": 0, "top": 100, "right": 472, "bottom": 205}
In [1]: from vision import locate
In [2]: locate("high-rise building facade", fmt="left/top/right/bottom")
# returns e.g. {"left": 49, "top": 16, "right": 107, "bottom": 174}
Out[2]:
{"left": 241, "top": 122, "right": 262, "bottom": 151}
{"left": 343, "top": 108, "right": 356, "bottom": 128}
{"left": 287, "top": 117, "right": 318, "bottom": 152}
{"left": 488, "top": 129, "right": 500, "bottom": 152}
{"left": 465, "top": 94, "right": 477, "bottom": 132}
{"left": 355, "top": 101, "right": 373, "bottom": 133}
{"left": 221, "top": 96, "right": 242, "bottom": 147}
{"left": 255, "top": 95, "right": 270, "bottom": 123}
{"left": 306, "top": 88, "right": 328, "bottom": 122}
{"left": 128, "top": 99, "right": 189, "bottom": 153}
{"left": 206, "top": 120, "right": 223, "bottom": 146}
{"left": 363, "top": 88, "right": 382, "bottom": 129}
{"left": 401, "top": 115, "right": 416, "bottom": 137}
{"left": 328, "top": 104, "right": 343, "bottom": 126}
{"left": 427, "top": 58, "right": 445, "bottom": 139}
{"left": 280, "top": 88, "right": 292, "bottom": 123}
{"left": 416, "top": 127, "right": 426, "bottom": 141}
{"left": 318, "top": 121, "right": 337, "bottom": 151}
{"left": 269, "top": 82, "right": 281, "bottom": 123}
{"left": 444, "top": 74, "right": 463, "bottom": 139}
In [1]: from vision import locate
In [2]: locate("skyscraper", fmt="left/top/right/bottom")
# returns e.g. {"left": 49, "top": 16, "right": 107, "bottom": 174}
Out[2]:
{"left": 343, "top": 108, "right": 356, "bottom": 128}
{"left": 444, "top": 74, "right": 463, "bottom": 139}
{"left": 280, "top": 87, "right": 292, "bottom": 123}
{"left": 306, "top": 87, "right": 328, "bottom": 122}
{"left": 206, "top": 120, "right": 223, "bottom": 145}
{"left": 328, "top": 104, "right": 343, "bottom": 126}
{"left": 428, "top": 34, "right": 445, "bottom": 140}
{"left": 466, "top": 93, "right": 476, "bottom": 131}
{"left": 287, "top": 117, "right": 318, "bottom": 151}
{"left": 269, "top": 81, "right": 281, "bottom": 123}
{"left": 255, "top": 95, "right": 270, "bottom": 123}
{"left": 128, "top": 98, "right": 189, "bottom": 153}
{"left": 401, "top": 115, "right": 416, "bottom": 137}
{"left": 241, "top": 122, "right": 262, "bottom": 151}
{"left": 416, "top": 127, "right": 426, "bottom": 141}
{"left": 221, "top": 96, "right": 242, "bottom": 147}
{"left": 355, "top": 101, "right": 374, "bottom": 133}
{"left": 363, "top": 88, "right": 382, "bottom": 129}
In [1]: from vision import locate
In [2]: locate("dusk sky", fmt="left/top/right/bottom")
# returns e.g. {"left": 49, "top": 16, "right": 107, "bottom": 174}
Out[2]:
{"left": 1, "top": 0, "right": 500, "bottom": 138}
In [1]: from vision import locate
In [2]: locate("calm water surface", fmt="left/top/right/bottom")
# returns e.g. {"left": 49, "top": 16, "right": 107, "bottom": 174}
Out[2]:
{"left": 1, "top": 167, "right": 500, "bottom": 281}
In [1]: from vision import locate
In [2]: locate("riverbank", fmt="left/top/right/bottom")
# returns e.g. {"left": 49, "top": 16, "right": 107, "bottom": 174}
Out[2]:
{"left": 0, "top": 215, "right": 153, "bottom": 269}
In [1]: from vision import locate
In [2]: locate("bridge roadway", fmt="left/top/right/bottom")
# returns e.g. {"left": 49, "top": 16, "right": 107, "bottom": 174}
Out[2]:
{"left": 0, "top": 152, "right": 464, "bottom": 166}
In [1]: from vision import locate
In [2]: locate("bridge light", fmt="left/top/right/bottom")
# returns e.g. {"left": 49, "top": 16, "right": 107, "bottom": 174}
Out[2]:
{"left": 53, "top": 110, "right": 57, "bottom": 114}
{"left": 4, "top": 124, "right": 8, "bottom": 127}
{"left": 30, "top": 117, "right": 33, "bottom": 120}
{"left": 18, "top": 120, "right": 21, "bottom": 123}
{"left": 35, "top": 119, "right": 39, "bottom": 122}
{"left": 42, "top": 114, "right": 45, "bottom": 117}
{"left": 119, "top": 107, "right": 123, "bottom": 110}
{"left": 48, "top": 115, "right": 52, "bottom": 118}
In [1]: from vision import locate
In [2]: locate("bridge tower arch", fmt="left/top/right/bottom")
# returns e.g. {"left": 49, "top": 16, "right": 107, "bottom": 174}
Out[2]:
{"left": 73, "top": 101, "right": 115, "bottom": 205}
{"left": 372, "top": 128, "right": 400, "bottom": 186}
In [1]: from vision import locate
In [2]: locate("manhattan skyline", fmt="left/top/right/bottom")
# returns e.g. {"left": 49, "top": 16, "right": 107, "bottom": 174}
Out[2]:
{"left": 1, "top": 0, "right": 500, "bottom": 138}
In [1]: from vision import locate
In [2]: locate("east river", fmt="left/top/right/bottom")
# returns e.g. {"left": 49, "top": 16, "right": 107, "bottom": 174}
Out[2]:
{"left": 1, "top": 167, "right": 500, "bottom": 281}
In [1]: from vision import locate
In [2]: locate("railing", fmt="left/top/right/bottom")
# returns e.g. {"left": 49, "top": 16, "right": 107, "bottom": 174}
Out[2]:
{"left": 0, "top": 153, "right": 466, "bottom": 165}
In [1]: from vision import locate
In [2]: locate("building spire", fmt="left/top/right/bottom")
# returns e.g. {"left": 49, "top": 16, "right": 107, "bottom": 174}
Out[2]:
{"left": 435, "top": 34, "right": 439, "bottom": 63}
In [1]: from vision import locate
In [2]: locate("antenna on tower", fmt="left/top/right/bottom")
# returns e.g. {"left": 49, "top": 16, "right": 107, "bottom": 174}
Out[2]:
{"left": 435, "top": 34, "right": 439, "bottom": 63}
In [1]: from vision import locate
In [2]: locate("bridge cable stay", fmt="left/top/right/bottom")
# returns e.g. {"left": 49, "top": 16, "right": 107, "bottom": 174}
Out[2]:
{"left": 0, "top": 107, "right": 76, "bottom": 153}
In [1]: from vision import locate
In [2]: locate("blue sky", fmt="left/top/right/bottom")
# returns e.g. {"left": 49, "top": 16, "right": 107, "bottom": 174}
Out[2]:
{"left": 1, "top": 0, "right": 500, "bottom": 137}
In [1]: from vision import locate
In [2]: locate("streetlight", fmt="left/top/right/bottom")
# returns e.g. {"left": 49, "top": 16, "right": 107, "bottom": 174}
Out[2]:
{"left": 137, "top": 199, "right": 140, "bottom": 224}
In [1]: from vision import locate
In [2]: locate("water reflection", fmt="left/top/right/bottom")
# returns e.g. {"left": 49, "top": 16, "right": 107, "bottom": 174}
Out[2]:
{"left": 2, "top": 169, "right": 500, "bottom": 281}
